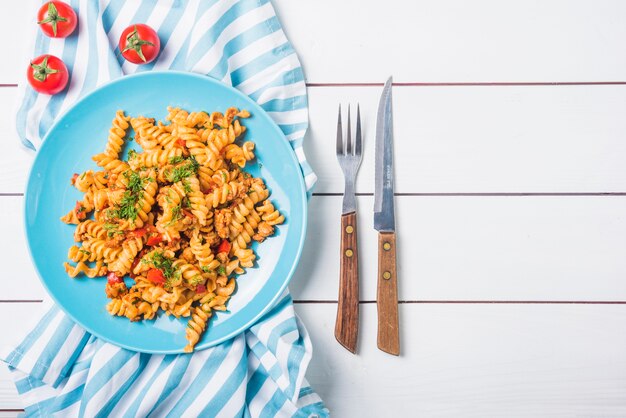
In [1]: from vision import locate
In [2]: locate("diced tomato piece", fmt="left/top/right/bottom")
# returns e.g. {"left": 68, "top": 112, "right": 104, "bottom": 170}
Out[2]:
{"left": 107, "top": 272, "right": 123, "bottom": 284}
{"left": 146, "top": 234, "right": 163, "bottom": 246}
{"left": 147, "top": 268, "right": 165, "bottom": 285}
{"left": 132, "top": 227, "right": 147, "bottom": 238}
{"left": 182, "top": 209, "right": 194, "bottom": 219}
{"left": 217, "top": 240, "right": 231, "bottom": 254}
{"left": 175, "top": 139, "right": 186, "bottom": 147}
{"left": 71, "top": 173, "right": 79, "bottom": 184}
{"left": 196, "top": 284, "right": 206, "bottom": 293}
{"left": 74, "top": 201, "right": 87, "bottom": 220}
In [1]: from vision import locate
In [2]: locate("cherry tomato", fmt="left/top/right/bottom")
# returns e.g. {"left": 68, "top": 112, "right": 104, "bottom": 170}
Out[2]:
{"left": 119, "top": 24, "right": 160, "bottom": 64}
{"left": 37, "top": 1, "right": 77, "bottom": 38}
{"left": 147, "top": 268, "right": 165, "bottom": 285}
{"left": 27, "top": 55, "right": 69, "bottom": 95}
{"left": 217, "top": 240, "right": 231, "bottom": 254}
{"left": 146, "top": 234, "right": 163, "bottom": 246}
{"left": 107, "top": 272, "right": 123, "bottom": 284}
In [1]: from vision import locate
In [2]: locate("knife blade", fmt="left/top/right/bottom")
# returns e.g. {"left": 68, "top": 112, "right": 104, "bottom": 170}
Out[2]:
{"left": 374, "top": 77, "right": 395, "bottom": 232}
{"left": 374, "top": 76, "right": 399, "bottom": 356}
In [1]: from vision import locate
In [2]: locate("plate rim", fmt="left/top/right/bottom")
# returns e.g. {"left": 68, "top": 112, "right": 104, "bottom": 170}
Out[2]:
{"left": 23, "top": 70, "right": 308, "bottom": 354}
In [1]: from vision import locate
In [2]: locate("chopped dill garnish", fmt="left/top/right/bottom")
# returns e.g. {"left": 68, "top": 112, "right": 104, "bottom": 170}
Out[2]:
{"left": 103, "top": 222, "right": 122, "bottom": 237}
{"left": 108, "top": 171, "right": 148, "bottom": 221}
{"left": 164, "top": 204, "right": 183, "bottom": 227}
{"left": 171, "top": 204, "right": 182, "bottom": 221}
{"left": 125, "top": 170, "right": 147, "bottom": 194}
{"left": 142, "top": 251, "right": 181, "bottom": 289}
{"left": 217, "top": 265, "right": 226, "bottom": 276}
{"left": 182, "top": 179, "right": 192, "bottom": 194}
{"left": 166, "top": 156, "right": 199, "bottom": 183}
{"left": 189, "top": 276, "right": 204, "bottom": 285}
{"left": 169, "top": 155, "right": 184, "bottom": 164}
{"left": 127, "top": 149, "right": 137, "bottom": 160}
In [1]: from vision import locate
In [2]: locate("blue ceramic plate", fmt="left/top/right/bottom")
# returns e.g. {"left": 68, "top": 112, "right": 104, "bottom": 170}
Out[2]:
{"left": 24, "top": 71, "right": 307, "bottom": 353}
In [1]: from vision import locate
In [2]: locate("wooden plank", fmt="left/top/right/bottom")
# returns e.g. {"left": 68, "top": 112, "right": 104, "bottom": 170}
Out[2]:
{"left": 2, "top": 302, "right": 626, "bottom": 416}
{"left": 293, "top": 195, "right": 626, "bottom": 301}
{"left": 0, "top": 88, "right": 33, "bottom": 194}
{"left": 4, "top": 84, "right": 626, "bottom": 194}
{"left": 3, "top": 1, "right": 626, "bottom": 83}
{"left": 5, "top": 194, "right": 626, "bottom": 301}
{"left": 276, "top": 0, "right": 626, "bottom": 83}
{"left": 0, "top": 1, "right": 33, "bottom": 84}
{"left": 307, "top": 84, "right": 626, "bottom": 194}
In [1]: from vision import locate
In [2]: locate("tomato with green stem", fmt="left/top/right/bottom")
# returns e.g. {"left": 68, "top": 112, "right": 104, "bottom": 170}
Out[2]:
{"left": 119, "top": 24, "right": 160, "bottom": 64}
{"left": 37, "top": 1, "right": 77, "bottom": 38}
{"left": 27, "top": 54, "right": 69, "bottom": 95}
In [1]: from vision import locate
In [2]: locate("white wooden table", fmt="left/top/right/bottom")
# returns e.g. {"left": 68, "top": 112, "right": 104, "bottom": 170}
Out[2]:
{"left": 3, "top": 1, "right": 626, "bottom": 416}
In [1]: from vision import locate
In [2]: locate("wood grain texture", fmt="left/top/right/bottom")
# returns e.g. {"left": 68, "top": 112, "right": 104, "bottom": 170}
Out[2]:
{"left": 276, "top": 0, "right": 626, "bottom": 83}
{"left": 306, "top": 85, "right": 626, "bottom": 194}
{"left": 4, "top": 1, "right": 626, "bottom": 83}
{"left": 377, "top": 232, "right": 399, "bottom": 355}
{"left": 335, "top": 212, "right": 359, "bottom": 353}
{"left": 7, "top": 195, "right": 626, "bottom": 302}
{"left": 3, "top": 302, "right": 626, "bottom": 416}
{"left": 1, "top": 0, "right": 626, "bottom": 415}
{"left": 5, "top": 85, "right": 626, "bottom": 194}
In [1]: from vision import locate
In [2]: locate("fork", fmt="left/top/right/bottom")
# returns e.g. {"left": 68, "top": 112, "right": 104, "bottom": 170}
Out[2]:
{"left": 334, "top": 104, "right": 363, "bottom": 353}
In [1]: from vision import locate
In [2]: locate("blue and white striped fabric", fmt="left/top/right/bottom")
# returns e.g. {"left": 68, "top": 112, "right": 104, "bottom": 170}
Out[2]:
{"left": 2, "top": 0, "right": 327, "bottom": 416}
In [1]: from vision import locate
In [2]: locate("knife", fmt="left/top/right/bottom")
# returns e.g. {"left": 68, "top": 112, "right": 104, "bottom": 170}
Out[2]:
{"left": 374, "top": 77, "right": 399, "bottom": 356}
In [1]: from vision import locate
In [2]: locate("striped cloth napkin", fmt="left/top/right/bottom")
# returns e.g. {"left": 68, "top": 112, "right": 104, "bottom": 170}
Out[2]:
{"left": 1, "top": 0, "right": 327, "bottom": 416}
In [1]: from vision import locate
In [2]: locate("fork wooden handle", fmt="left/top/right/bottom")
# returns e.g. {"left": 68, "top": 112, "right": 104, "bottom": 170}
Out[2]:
{"left": 335, "top": 211, "right": 359, "bottom": 353}
{"left": 377, "top": 231, "right": 399, "bottom": 355}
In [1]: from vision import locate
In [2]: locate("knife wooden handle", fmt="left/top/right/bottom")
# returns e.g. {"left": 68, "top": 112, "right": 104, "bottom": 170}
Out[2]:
{"left": 335, "top": 211, "right": 359, "bottom": 353}
{"left": 377, "top": 231, "right": 399, "bottom": 355}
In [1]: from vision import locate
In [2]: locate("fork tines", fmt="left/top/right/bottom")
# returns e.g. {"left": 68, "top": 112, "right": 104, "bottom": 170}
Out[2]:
{"left": 336, "top": 104, "right": 363, "bottom": 161}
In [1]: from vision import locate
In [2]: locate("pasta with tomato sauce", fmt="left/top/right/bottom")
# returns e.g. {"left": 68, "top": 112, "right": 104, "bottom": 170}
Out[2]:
{"left": 61, "top": 106, "right": 284, "bottom": 352}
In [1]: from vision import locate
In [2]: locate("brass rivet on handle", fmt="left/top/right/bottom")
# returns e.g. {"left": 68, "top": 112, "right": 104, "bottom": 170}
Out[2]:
{"left": 383, "top": 271, "right": 391, "bottom": 280}
{"left": 383, "top": 242, "right": 391, "bottom": 251}
{"left": 345, "top": 249, "right": 353, "bottom": 257}
{"left": 345, "top": 225, "right": 354, "bottom": 234}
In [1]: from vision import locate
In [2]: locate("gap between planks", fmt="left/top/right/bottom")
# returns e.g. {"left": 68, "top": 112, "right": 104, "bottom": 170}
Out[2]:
{"left": 3, "top": 300, "right": 626, "bottom": 304}
{"left": 308, "top": 81, "right": 626, "bottom": 87}
{"left": 6, "top": 193, "right": 626, "bottom": 197}
{"left": 4, "top": 82, "right": 626, "bottom": 89}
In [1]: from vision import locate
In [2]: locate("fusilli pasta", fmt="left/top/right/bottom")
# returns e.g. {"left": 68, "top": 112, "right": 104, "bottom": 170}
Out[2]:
{"left": 61, "top": 107, "right": 284, "bottom": 352}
